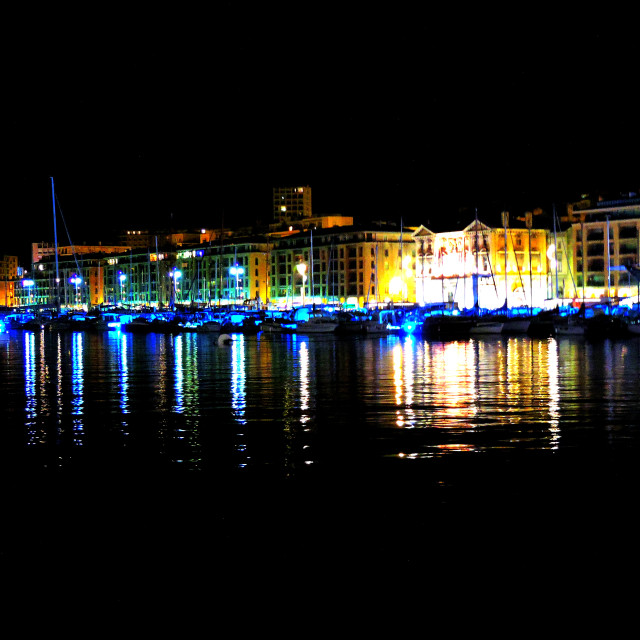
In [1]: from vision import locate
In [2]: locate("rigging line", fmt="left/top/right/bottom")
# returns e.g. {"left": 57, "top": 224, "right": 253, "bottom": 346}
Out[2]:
{"left": 55, "top": 194, "right": 83, "bottom": 277}
{"left": 481, "top": 228, "right": 499, "bottom": 300}
{"left": 553, "top": 206, "right": 578, "bottom": 299}
{"left": 509, "top": 228, "right": 527, "bottom": 301}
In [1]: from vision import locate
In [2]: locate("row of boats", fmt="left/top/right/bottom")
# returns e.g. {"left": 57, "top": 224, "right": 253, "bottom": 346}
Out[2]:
{"left": 421, "top": 309, "right": 640, "bottom": 339}
{"left": 2, "top": 304, "right": 639, "bottom": 339}
{"left": 0, "top": 308, "right": 393, "bottom": 336}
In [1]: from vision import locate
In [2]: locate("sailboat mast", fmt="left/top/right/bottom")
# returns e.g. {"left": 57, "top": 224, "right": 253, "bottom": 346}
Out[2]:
{"left": 503, "top": 211, "right": 508, "bottom": 309}
{"left": 155, "top": 236, "right": 160, "bottom": 308}
{"left": 474, "top": 208, "right": 480, "bottom": 310}
{"left": 552, "top": 204, "right": 559, "bottom": 301}
{"left": 310, "top": 228, "right": 314, "bottom": 304}
{"left": 399, "top": 217, "right": 404, "bottom": 302}
{"left": 50, "top": 177, "right": 60, "bottom": 313}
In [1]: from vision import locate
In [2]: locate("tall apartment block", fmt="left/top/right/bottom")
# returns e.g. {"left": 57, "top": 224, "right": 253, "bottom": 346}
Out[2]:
{"left": 273, "top": 186, "right": 312, "bottom": 224}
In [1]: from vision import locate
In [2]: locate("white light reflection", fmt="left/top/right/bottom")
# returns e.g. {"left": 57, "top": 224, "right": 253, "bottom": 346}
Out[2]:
{"left": 175, "top": 333, "right": 200, "bottom": 417}
{"left": 174, "top": 333, "right": 184, "bottom": 413}
{"left": 24, "top": 332, "right": 37, "bottom": 442}
{"left": 231, "top": 334, "right": 246, "bottom": 425}
{"left": 55, "top": 333, "right": 63, "bottom": 432}
{"left": 70, "top": 332, "right": 84, "bottom": 444}
{"left": 118, "top": 332, "right": 129, "bottom": 419}
{"left": 230, "top": 335, "right": 248, "bottom": 468}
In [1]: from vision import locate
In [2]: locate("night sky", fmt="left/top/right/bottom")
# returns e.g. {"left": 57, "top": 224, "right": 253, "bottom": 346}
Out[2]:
{"left": 4, "top": 6, "right": 638, "bottom": 264}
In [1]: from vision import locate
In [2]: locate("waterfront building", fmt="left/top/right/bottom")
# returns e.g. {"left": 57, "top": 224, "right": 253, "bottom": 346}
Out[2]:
{"left": 0, "top": 255, "right": 19, "bottom": 307}
{"left": 412, "top": 215, "right": 557, "bottom": 311}
{"left": 267, "top": 223, "right": 415, "bottom": 307}
{"left": 12, "top": 189, "right": 637, "bottom": 313}
{"left": 562, "top": 195, "right": 640, "bottom": 304}
{"left": 31, "top": 241, "right": 130, "bottom": 264}
{"left": 18, "top": 243, "right": 133, "bottom": 309}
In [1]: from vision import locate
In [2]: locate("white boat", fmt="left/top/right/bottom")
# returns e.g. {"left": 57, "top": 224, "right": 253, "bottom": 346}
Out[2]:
{"left": 87, "top": 312, "right": 134, "bottom": 331}
{"left": 183, "top": 311, "right": 222, "bottom": 333}
{"left": 285, "top": 311, "right": 339, "bottom": 334}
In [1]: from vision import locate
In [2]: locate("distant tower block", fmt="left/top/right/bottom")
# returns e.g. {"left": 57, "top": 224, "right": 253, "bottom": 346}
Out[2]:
{"left": 273, "top": 186, "right": 312, "bottom": 224}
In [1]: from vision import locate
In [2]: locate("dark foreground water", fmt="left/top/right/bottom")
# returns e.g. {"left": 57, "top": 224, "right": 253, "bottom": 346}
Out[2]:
{"left": 2, "top": 329, "right": 639, "bottom": 624}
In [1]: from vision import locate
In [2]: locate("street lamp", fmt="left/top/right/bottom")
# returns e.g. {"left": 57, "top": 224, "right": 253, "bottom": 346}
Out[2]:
{"left": 119, "top": 272, "right": 126, "bottom": 305}
{"left": 296, "top": 262, "right": 307, "bottom": 306}
{"left": 172, "top": 269, "right": 182, "bottom": 304}
{"left": 229, "top": 264, "right": 243, "bottom": 303}
{"left": 22, "top": 279, "right": 35, "bottom": 307}
{"left": 70, "top": 275, "right": 82, "bottom": 308}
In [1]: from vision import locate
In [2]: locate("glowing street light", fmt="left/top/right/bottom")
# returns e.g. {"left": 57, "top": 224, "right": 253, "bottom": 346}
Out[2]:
{"left": 229, "top": 264, "right": 244, "bottom": 302}
{"left": 118, "top": 272, "right": 126, "bottom": 304}
{"left": 23, "top": 279, "right": 35, "bottom": 306}
{"left": 296, "top": 262, "right": 307, "bottom": 306}
{"left": 172, "top": 269, "right": 182, "bottom": 303}
{"left": 70, "top": 275, "right": 82, "bottom": 307}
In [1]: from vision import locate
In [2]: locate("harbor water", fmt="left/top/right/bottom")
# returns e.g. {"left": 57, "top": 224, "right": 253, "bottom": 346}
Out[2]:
{"left": 2, "top": 328, "right": 640, "bottom": 619}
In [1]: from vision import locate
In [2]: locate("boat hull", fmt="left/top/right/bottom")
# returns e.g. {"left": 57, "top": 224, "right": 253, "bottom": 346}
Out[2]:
{"left": 470, "top": 321, "right": 504, "bottom": 335}
{"left": 501, "top": 319, "right": 531, "bottom": 334}
{"left": 284, "top": 321, "right": 339, "bottom": 334}
{"left": 422, "top": 315, "right": 473, "bottom": 339}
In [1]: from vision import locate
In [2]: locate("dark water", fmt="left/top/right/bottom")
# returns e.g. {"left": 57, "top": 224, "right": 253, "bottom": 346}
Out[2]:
{"left": 3, "top": 329, "right": 640, "bottom": 620}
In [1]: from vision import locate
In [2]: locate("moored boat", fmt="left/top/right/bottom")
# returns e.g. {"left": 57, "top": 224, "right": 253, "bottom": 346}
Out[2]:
{"left": 422, "top": 314, "right": 473, "bottom": 340}
{"left": 501, "top": 316, "right": 531, "bottom": 334}
{"left": 553, "top": 314, "right": 586, "bottom": 336}
{"left": 469, "top": 318, "right": 504, "bottom": 335}
{"left": 362, "top": 312, "right": 391, "bottom": 335}
{"left": 284, "top": 309, "right": 339, "bottom": 334}
{"left": 335, "top": 311, "right": 367, "bottom": 335}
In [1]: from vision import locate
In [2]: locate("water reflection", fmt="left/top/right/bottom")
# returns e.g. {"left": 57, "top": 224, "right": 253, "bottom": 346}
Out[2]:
{"left": 231, "top": 335, "right": 246, "bottom": 425}
{"left": 5, "top": 331, "right": 640, "bottom": 476}
{"left": 377, "top": 335, "right": 568, "bottom": 458}
{"left": 71, "top": 332, "right": 84, "bottom": 444}
{"left": 118, "top": 331, "right": 129, "bottom": 417}
{"left": 24, "top": 332, "right": 36, "bottom": 440}
{"left": 392, "top": 338, "right": 408, "bottom": 427}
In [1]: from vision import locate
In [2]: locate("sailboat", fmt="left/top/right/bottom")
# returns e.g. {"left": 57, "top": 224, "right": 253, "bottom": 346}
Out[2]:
{"left": 554, "top": 305, "right": 587, "bottom": 336}
{"left": 497, "top": 211, "right": 532, "bottom": 335}
{"left": 468, "top": 211, "right": 503, "bottom": 335}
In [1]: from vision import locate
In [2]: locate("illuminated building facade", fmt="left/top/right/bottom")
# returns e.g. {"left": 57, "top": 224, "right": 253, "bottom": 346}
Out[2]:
{"left": 413, "top": 217, "right": 556, "bottom": 310}
{"left": 0, "top": 255, "right": 19, "bottom": 307}
{"left": 268, "top": 225, "right": 414, "bottom": 307}
{"left": 13, "top": 192, "right": 638, "bottom": 312}
{"left": 564, "top": 198, "right": 640, "bottom": 303}
{"left": 31, "top": 242, "right": 130, "bottom": 264}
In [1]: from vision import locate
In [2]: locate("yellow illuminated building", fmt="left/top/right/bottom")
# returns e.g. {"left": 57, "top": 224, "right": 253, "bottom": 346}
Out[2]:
{"left": 413, "top": 216, "right": 554, "bottom": 310}
{"left": 268, "top": 224, "right": 415, "bottom": 307}
{"left": 0, "top": 255, "right": 19, "bottom": 307}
